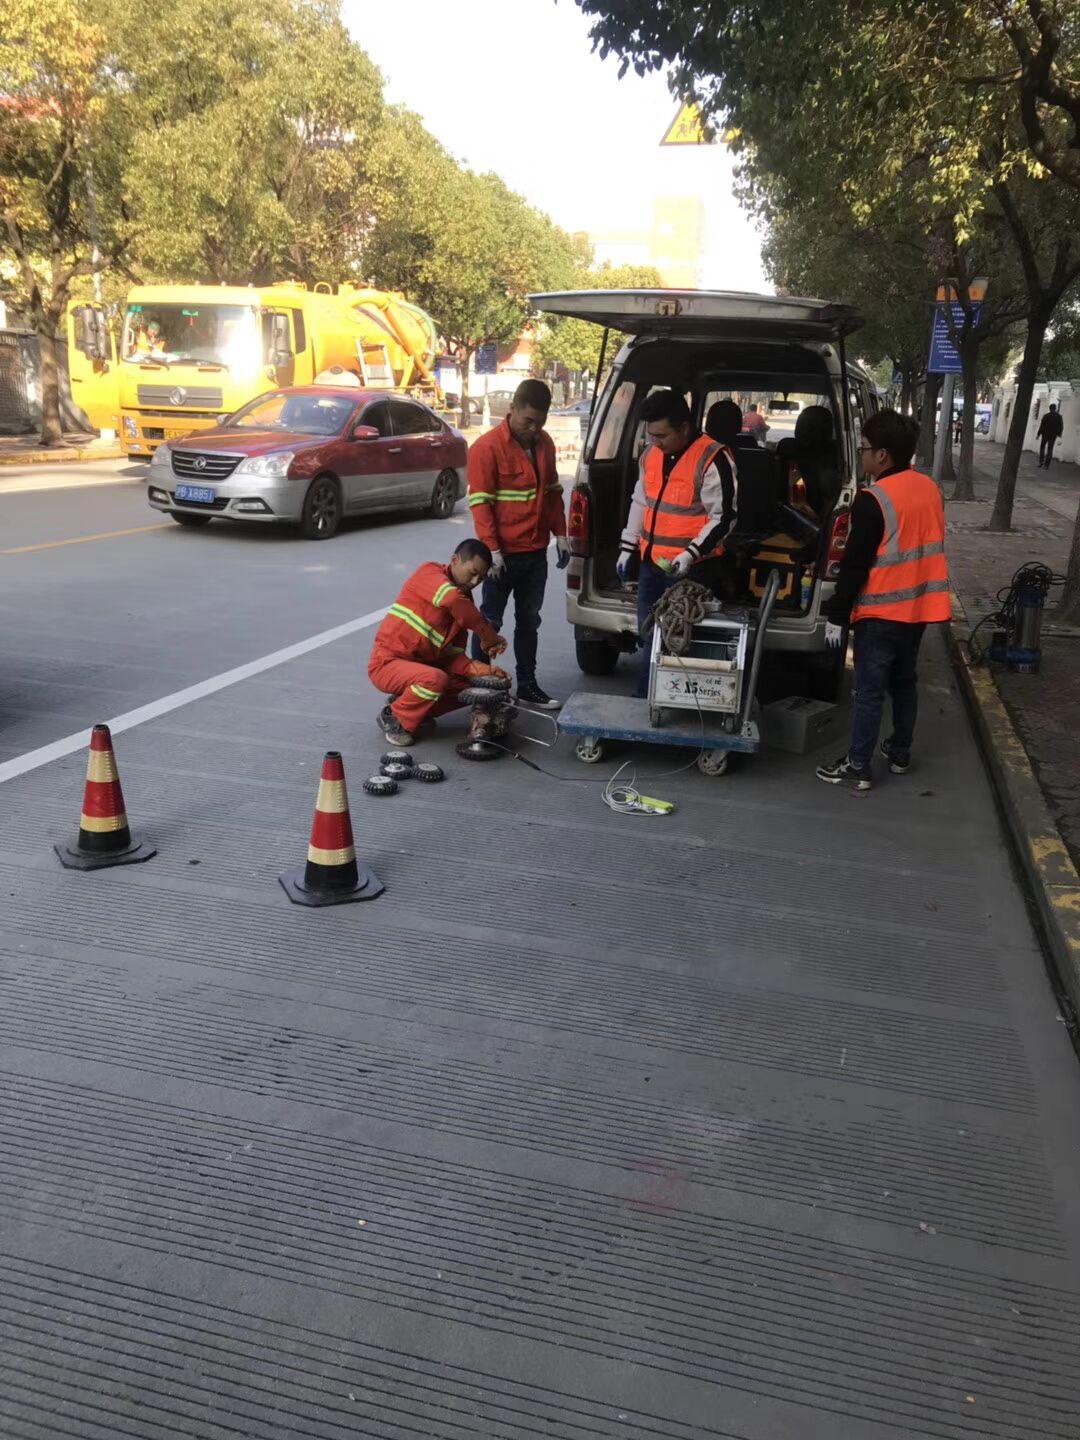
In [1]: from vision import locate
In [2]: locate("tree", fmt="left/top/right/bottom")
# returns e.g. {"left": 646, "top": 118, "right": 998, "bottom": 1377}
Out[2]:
{"left": 533, "top": 261, "right": 664, "bottom": 379}
{"left": 364, "top": 110, "right": 580, "bottom": 417}
{"left": 0, "top": 0, "right": 124, "bottom": 444}
{"left": 100, "top": 0, "right": 384, "bottom": 284}
{"left": 575, "top": 0, "right": 1080, "bottom": 524}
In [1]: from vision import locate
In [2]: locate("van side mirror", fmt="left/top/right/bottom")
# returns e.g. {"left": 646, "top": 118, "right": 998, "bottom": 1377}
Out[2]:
{"left": 351, "top": 424, "right": 380, "bottom": 441}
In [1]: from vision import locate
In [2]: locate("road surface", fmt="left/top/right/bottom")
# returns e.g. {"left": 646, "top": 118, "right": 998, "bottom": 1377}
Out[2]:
{"left": 1, "top": 459, "right": 1079, "bottom": 1439}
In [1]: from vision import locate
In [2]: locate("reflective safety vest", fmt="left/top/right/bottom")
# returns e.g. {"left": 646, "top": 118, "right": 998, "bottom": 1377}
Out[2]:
{"left": 640, "top": 434, "right": 725, "bottom": 564}
{"left": 852, "top": 468, "right": 950, "bottom": 624}
{"left": 371, "top": 560, "right": 496, "bottom": 666}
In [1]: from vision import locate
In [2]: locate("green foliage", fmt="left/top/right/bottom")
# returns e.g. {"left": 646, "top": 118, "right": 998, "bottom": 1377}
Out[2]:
{"left": 533, "top": 261, "right": 665, "bottom": 375}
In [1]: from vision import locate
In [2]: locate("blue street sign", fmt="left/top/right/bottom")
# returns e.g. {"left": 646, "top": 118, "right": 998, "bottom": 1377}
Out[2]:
{"left": 475, "top": 342, "right": 498, "bottom": 375}
{"left": 928, "top": 302, "right": 982, "bottom": 374}
{"left": 891, "top": 366, "right": 904, "bottom": 387}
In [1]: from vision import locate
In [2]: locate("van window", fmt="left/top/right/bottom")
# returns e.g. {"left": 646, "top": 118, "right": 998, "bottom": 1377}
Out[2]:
{"left": 594, "top": 380, "right": 636, "bottom": 460}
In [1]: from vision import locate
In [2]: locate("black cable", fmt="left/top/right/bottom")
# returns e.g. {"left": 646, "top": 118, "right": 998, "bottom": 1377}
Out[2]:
{"left": 966, "top": 560, "right": 1065, "bottom": 665}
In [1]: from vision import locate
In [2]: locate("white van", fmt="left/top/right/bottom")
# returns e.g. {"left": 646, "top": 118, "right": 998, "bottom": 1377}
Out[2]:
{"left": 529, "top": 289, "right": 878, "bottom": 700}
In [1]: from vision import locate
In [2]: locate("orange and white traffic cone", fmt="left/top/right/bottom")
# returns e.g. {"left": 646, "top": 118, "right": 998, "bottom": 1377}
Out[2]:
{"left": 280, "top": 750, "right": 383, "bottom": 906}
{"left": 55, "top": 723, "right": 156, "bottom": 870}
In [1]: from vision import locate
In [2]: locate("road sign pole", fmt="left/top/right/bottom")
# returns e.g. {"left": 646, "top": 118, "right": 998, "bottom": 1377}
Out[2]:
{"left": 932, "top": 373, "right": 955, "bottom": 483}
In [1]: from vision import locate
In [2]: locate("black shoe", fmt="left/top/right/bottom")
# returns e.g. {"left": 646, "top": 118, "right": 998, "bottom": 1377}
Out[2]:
{"left": 517, "top": 682, "right": 560, "bottom": 710}
{"left": 880, "top": 739, "right": 911, "bottom": 774}
{"left": 816, "top": 756, "right": 872, "bottom": 792}
{"left": 378, "top": 704, "right": 414, "bottom": 747}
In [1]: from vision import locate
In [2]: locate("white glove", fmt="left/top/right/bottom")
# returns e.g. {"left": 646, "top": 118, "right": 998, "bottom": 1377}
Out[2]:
{"left": 488, "top": 550, "right": 505, "bottom": 580}
{"left": 615, "top": 544, "right": 635, "bottom": 582}
{"left": 555, "top": 536, "right": 570, "bottom": 570}
{"left": 670, "top": 550, "right": 694, "bottom": 578}
{"left": 824, "top": 622, "right": 844, "bottom": 650}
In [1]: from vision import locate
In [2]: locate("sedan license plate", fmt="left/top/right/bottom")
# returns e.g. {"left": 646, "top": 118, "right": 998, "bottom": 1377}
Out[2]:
{"left": 174, "top": 484, "right": 216, "bottom": 505}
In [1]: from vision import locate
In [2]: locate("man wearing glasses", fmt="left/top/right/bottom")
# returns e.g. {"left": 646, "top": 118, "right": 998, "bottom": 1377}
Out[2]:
{"left": 816, "top": 410, "right": 950, "bottom": 793}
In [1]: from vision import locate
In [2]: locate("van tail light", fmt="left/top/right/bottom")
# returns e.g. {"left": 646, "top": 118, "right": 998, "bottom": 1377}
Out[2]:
{"left": 568, "top": 486, "right": 592, "bottom": 557}
{"left": 825, "top": 509, "right": 850, "bottom": 579}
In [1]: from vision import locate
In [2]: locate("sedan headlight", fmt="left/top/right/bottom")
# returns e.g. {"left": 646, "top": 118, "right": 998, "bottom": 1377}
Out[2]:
{"left": 149, "top": 444, "right": 171, "bottom": 469}
{"left": 235, "top": 451, "right": 295, "bottom": 478}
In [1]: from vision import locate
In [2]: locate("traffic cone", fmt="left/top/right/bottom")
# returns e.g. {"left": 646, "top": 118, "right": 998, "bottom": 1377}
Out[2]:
{"left": 55, "top": 724, "right": 156, "bottom": 870}
{"left": 280, "top": 751, "right": 384, "bottom": 906}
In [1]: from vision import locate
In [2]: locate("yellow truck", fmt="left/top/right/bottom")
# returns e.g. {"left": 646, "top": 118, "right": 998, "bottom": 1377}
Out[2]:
{"left": 68, "top": 282, "right": 441, "bottom": 457}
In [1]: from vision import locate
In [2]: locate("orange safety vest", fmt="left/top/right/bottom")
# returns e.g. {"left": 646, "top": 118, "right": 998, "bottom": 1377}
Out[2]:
{"left": 639, "top": 434, "right": 726, "bottom": 564}
{"left": 852, "top": 469, "right": 950, "bottom": 624}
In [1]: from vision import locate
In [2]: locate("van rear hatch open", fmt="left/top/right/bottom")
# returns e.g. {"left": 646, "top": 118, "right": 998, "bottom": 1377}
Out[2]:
{"left": 529, "top": 289, "right": 863, "bottom": 342}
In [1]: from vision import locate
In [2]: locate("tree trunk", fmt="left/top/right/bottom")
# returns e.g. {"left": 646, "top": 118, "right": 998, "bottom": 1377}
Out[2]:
{"left": 917, "top": 373, "right": 941, "bottom": 468}
{"left": 951, "top": 348, "right": 978, "bottom": 501}
{"left": 458, "top": 345, "right": 473, "bottom": 429}
{"left": 36, "top": 325, "right": 66, "bottom": 448}
{"left": 939, "top": 412, "right": 957, "bottom": 486}
{"left": 989, "top": 311, "right": 1048, "bottom": 532}
{"left": 1058, "top": 491, "right": 1080, "bottom": 626}
{"left": 900, "top": 360, "right": 914, "bottom": 417}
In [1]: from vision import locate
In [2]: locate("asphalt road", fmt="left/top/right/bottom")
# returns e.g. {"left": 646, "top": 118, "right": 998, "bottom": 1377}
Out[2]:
{"left": 2, "top": 459, "right": 1080, "bottom": 1439}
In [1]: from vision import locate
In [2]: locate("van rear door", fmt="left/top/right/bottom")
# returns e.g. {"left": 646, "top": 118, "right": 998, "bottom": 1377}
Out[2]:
{"left": 529, "top": 289, "right": 863, "bottom": 342}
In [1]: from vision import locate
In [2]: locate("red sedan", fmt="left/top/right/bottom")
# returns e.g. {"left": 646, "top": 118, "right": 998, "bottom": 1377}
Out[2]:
{"left": 146, "top": 386, "right": 467, "bottom": 539}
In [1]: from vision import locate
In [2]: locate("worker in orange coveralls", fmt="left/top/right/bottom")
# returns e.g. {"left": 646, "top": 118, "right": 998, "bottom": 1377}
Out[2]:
{"left": 369, "top": 538, "right": 509, "bottom": 746}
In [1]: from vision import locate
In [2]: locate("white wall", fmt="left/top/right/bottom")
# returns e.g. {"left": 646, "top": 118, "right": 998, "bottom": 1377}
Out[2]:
{"left": 990, "top": 379, "right": 1079, "bottom": 462}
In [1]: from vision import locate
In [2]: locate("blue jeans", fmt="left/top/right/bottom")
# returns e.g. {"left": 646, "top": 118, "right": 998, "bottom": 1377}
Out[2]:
{"left": 471, "top": 548, "right": 548, "bottom": 687}
{"left": 848, "top": 619, "right": 926, "bottom": 770}
{"left": 634, "top": 559, "right": 679, "bottom": 697}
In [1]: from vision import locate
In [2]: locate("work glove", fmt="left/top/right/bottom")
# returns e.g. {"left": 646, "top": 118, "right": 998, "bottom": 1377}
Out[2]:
{"left": 555, "top": 537, "right": 570, "bottom": 570}
{"left": 464, "top": 659, "right": 511, "bottom": 681}
{"left": 483, "top": 634, "right": 508, "bottom": 658}
{"left": 615, "top": 543, "right": 636, "bottom": 582}
{"left": 669, "top": 550, "right": 695, "bottom": 578}
{"left": 824, "top": 622, "right": 845, "bottom": 650}
{"left": 488, "top": 550, "right": 506, "bottom": 580}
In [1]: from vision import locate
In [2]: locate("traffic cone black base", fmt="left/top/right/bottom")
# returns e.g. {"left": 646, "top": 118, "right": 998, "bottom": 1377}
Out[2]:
{"left": 279, "top": 861, "right": 384, "bottom": 907}
{"left": 55, "top": 724, "right": 156, "bottom": 870}
{"left": 280, "top": 751, "right": 384, "bottom": 907}
{"left": 55, "top": 837, "right": 155, "bottom": 871}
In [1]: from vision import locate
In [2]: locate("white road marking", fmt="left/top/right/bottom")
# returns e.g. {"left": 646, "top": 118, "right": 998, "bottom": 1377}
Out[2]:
{"left": 0, "top": 606, "right": 387, "bottom": 786}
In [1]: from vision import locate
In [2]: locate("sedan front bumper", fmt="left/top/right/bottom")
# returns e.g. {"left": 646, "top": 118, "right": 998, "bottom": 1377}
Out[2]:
{"left": 146, "top": 473, "right": 306, "bottom": 523}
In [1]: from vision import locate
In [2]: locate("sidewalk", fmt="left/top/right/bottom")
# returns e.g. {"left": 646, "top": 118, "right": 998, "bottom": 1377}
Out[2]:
{"left": 0, "top": 431, "right": 124, "bottom": 465}
{"left": 944, "top": 439, "right": 1080, "bottom": 1014}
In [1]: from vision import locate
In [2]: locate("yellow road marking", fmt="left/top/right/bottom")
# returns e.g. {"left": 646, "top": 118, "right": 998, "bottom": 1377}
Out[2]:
{"left": 0, "top": 522, "right": 170, "bottom": 555}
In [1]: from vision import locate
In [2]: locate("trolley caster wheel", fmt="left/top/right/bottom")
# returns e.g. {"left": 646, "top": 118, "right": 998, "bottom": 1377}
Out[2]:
{"left": 575, "top": 737, "right": 605, "bottom": 765}
{"left": 697, "top": 749, "right": 730, "bottom": 777}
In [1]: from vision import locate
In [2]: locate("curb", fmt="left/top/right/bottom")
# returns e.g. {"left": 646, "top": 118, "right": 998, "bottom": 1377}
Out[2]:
{"left": 0, "top": 443, "right": 124, "bottom": 467}
{"left": 947, "top": 611, "right": 1080, "bottom": 1027}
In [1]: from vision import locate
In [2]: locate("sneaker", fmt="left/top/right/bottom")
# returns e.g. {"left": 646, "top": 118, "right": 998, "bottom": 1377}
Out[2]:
{"left": 816, "top": 756, "right": 872, "bottom": 792}
{"left": 516, "top": 682, "right": 560, "bottom": 710}
{"left": 378, "top": 705, "right": 415, "bottom": 747}
{"left": 880, "top": 739, "right": 911, "bottom": 774}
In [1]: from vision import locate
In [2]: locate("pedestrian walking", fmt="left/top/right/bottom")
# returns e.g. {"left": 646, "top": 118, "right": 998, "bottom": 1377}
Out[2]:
{"left": 1037, "top": 404, "right": 1064, "bottom": 468}
{"left": 816, "top": 409, "right": 950, "bottom": 793}
{"left": 467, "top": 379, "right": 569, "bottom": 709}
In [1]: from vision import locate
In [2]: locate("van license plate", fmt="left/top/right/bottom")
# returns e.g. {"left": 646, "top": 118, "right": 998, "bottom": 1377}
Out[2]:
{"left": 175, "top": 484, "right": 216, "bottom": 504}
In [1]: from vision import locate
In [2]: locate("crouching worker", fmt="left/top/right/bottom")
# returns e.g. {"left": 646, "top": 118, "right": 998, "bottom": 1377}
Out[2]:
{"left": 369, "top": 539, "right": 509, "bottom": 747}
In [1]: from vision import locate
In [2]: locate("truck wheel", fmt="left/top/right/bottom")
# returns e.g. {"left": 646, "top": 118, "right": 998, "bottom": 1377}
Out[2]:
{"left": 300, "top": 475, "right": 342, "bottom": 540}
{"left": 427, "top": 469, "right": 458, "bottom": 518}
{"left": 171, "top": 512, "right": 212, "bottom": 528}
{"left": 575, "top": 633, "right": 619, "bottom": 676}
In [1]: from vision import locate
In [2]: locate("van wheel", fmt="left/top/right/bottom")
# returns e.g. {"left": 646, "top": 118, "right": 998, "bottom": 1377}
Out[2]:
{"left": 301, "top": 475, "right": 342, "bottom": 540}
{"left": 171, "top": 512, "right": 212, "bottom": 528}
{"left": 575, "top": 633, "right": 619, "bottom": 676}
{"left": 427, "top": 469, "right": 458, "bottom": 518}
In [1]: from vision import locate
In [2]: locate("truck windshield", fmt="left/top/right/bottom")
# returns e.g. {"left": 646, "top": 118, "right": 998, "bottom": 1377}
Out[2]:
{"left": 122, "top": 304, "right": 258, "bottom": 367}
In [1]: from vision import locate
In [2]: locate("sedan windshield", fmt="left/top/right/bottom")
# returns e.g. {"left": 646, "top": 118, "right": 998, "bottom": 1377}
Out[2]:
{"left": 223, "top": 392, "right": 354, "bottom": 436}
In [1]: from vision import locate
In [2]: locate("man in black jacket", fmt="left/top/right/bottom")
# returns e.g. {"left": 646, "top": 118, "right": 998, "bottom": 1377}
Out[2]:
{"left": 1037, "top": 404, "right": 1064, "bottom": 468}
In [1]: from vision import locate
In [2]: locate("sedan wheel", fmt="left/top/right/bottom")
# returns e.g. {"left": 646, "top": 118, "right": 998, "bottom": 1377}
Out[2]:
{"left": 427, "top": 468, "right": 458, "bottom": 519}
{"left": 301, "top": 476, "right": 342, "bottom": 540}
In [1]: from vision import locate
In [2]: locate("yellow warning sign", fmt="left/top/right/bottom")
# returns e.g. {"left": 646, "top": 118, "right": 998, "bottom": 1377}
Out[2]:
{"left": 660, "top": 102, "right": 713, "bottom": 147}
